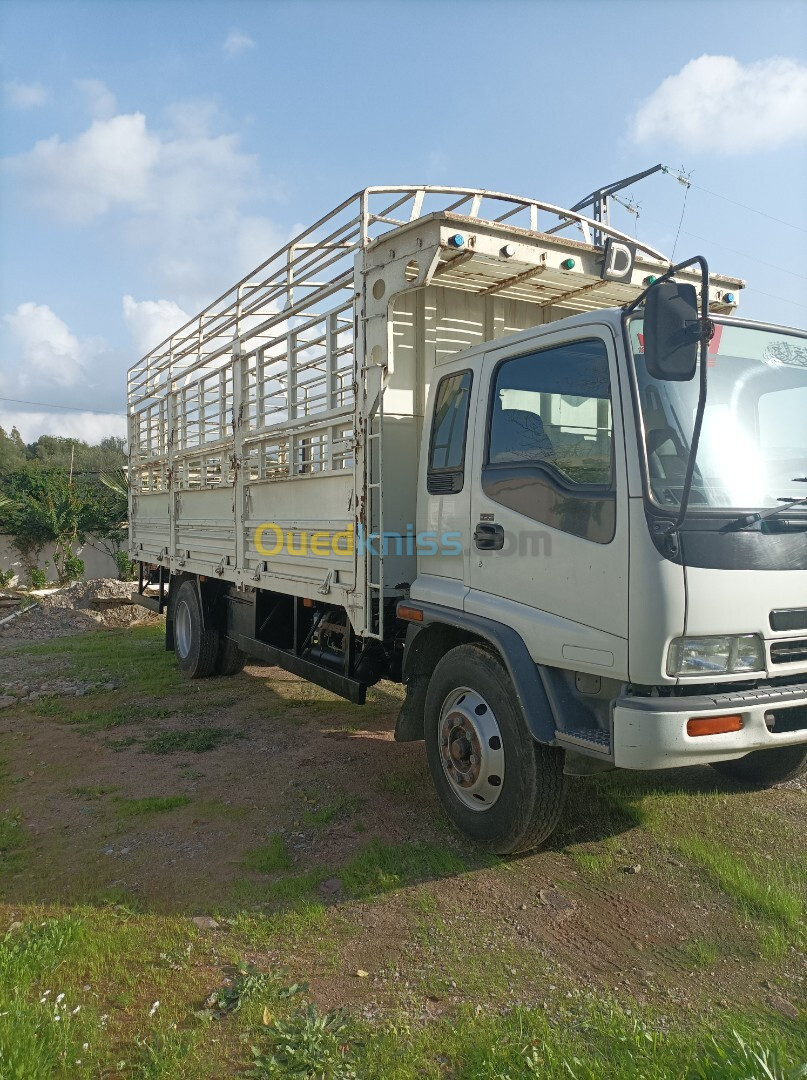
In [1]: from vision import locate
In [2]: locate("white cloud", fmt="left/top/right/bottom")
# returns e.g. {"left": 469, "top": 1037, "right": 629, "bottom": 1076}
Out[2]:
{"left": 3, "top": 302, "right": 101, "bottom": 388}
{"left": 7, "top": 113, "right": 160, "bottom": 223}
{"left": 4, "top": 80, "right": 48, "bottom": 108}
{"left": 6, "top": 102, "right": 284, "bottom": 307}
{"left": 0, "top": 409, "right": 126, "bottom": 444}
{"left": 223, "top": 30, "right": 255, "bottom": 57}
{"left": 0, "top": 303, "right": 127, "bottom": 438}
{"left": 122, "top": 295, "right": 190, "bottom": 356}
{"left": 75, "top": 77, "right": 117, "bottom": 120}
{"left": 632, "top": 55, "right": 807, "bottom": 154}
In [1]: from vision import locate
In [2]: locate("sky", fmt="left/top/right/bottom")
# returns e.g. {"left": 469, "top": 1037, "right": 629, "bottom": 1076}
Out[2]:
{"left": 1, "top": 0, "right": 806, "bottom": 445}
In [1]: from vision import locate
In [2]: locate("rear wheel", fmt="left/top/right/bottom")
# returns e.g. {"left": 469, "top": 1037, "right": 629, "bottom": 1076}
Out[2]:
{"left": 710, "top": 745, "right": 807, "bottom": 786}
{"left": 214, "top": 637, "right": 247, "bottom": 676}
{"left": 424, "top": 643, "right": 565, "bottom": 854}
{"left": 173, "top": 580, "right": 219, "bottom": 679}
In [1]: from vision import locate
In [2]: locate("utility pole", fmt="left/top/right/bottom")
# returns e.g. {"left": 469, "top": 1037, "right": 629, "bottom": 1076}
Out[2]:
{"left": 548, "top": 164, "right": 665, "bottom": 247}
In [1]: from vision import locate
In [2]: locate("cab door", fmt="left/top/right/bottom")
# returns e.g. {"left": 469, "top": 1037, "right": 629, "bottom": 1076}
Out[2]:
{"left": 467, "top": 326, "right": 630, "bottom": 677}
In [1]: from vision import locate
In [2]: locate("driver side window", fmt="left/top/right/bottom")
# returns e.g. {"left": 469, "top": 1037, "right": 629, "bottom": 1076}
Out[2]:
{"left": 483, "top": 338, "right": 616, "bottom": 544}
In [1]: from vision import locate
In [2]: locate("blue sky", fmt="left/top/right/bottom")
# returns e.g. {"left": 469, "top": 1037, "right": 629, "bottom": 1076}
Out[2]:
{"left": 1, "top": 0, "right": 806, "bottom": 443}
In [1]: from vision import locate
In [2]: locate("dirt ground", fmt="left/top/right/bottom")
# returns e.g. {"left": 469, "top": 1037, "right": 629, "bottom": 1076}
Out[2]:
{"left": 1, "top": 595, "right": 805, "bottom": 1070}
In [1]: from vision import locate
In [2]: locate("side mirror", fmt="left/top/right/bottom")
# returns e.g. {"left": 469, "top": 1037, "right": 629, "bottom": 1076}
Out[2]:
{"left": 643, "top": 281, "right": 700, "bottom": 381}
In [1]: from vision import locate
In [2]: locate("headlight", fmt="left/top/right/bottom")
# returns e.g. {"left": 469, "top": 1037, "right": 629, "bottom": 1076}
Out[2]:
{"left": 667, "top": 634, "right": 765, "bottom": 677}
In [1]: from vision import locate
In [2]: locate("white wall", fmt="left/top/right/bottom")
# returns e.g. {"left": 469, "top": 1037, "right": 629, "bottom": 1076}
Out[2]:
{"left": 0, "top": 534, "right": 121, "bottom": 584}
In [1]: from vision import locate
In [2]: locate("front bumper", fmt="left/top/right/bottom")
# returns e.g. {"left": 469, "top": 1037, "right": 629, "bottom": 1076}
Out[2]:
{"left": 613, "top": 680, "right": 807, "bottom": 770}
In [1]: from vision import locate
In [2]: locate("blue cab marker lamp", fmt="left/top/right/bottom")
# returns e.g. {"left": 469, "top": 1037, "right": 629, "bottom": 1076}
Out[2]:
{"left": 725, "top": 292, "right": 736, "bottom": 304}
{"left": 448, "top": 233, "right": 465, "bottom": 248}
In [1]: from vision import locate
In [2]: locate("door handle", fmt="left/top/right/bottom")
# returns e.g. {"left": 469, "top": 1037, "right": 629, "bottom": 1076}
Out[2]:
{"left": 473, "top": 522, "right": 504, "bottom": 550}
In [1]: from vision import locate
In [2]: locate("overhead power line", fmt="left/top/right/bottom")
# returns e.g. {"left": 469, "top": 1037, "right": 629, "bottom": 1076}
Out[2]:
{"left": 0, "top": 396, "right": 125, "bottom": 416}
{"left": 663, "top": 165, "right": 807, "bottom": 235}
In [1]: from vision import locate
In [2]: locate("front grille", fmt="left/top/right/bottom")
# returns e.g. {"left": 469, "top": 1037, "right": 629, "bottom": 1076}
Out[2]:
{"left": 770, "top": 639, "right": 807, "bottom": 665}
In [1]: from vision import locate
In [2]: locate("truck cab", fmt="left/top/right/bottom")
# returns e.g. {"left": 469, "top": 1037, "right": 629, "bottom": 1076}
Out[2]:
{"left": 399, "top": 305, "right": 807, "bottom": 850}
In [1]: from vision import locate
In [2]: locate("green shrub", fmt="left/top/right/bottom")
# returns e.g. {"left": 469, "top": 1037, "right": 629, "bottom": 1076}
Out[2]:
{"left": 28, "top": 566, "right": 48, "bottom": 589}
{"left": 114, "top": 549, "right": 136, "bottom": 581}
{"left": 63, "top": 554, "right": 84, "bottom": 581}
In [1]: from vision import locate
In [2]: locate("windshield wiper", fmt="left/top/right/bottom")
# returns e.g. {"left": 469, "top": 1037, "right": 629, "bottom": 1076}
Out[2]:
{"left": 737, "top": 492, "right": 807, "bottom": 530}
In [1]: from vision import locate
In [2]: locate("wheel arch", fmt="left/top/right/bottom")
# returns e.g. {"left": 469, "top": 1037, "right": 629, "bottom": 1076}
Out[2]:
{"left": 395, "top": 603, "right": 558, "bottom": 745}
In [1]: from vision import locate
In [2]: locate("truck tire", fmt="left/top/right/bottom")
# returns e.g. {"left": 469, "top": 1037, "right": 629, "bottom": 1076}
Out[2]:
{"left": 215, "top": 637, "right": 247, "bottom": 676}
{"left": 173, "top": 580, "right": 219, "bottom": 679}
{"left": 710, "top": 745, "right": 807, "bottom": 786}
{"left": 424, "top": 643, "right": 565, "bottom": 855}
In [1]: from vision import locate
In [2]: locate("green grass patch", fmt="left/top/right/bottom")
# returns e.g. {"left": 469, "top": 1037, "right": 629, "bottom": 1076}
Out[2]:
{"left": 356, "top": 1001, "right": 806, "bottom": 1080}
{"left": 243, "top": 834, "right": 293, "bottom": 874}
{"left": 262, "top": 839, "right": 469, "bottom": 909}
{"left": 0, "top": 917, "right": 91, "bottom": 1079}
{"left": 758, "top": 925, "right": 791, "bottom": 962}
{"left": 23, "top": 624, "right": 179, "bottom": 695}
{"left": 678, "top": 937, "right": 721, "bottom": 969}
{"left": 302, "top": 792, "right": 363, "bottom": 827}
{"left": 679, "top": 836, "right": 803, "bottom": 930}
{"left": 0, "top": 808, "right": 27, "bottom": 873}
{"left": 69, "top": 785, "right": 116, "bottom": 800}
{"left": 195, "top": 798, "right": 251, "bottom": 821}
{"left": 374, "top": 773, "right": 411, "bottom": 796}
{"left": 142, "top": 727, "right": 241, "bottom": 754}
{"left": 107, "top": 735, "right": 138, "bottom": 751}
{"left": 114, "top": 795, "right": 192, "bottom": 818}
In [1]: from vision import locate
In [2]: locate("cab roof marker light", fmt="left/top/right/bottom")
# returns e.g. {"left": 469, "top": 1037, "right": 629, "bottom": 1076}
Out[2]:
{"left": 561, "top": 257, "right": 575, "bottom": 270}
{"left": 644, "top": 275, "right": 657, "bottom": 286}
{"left": 448, "top": 233, "right": 465, "bottom": 248}
{"left": 724, "top": 291, "right": 736, "bottom": 303}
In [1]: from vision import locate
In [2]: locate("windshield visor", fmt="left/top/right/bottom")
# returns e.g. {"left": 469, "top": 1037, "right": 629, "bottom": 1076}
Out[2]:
{"left": 629, "top": 320, "right": 807, "bottom": 511}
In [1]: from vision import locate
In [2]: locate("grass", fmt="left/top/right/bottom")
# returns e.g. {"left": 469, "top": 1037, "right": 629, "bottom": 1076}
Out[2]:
{"left": 114, "top": 795, "right": 192, "bottom": 818}
{"left": 0, "top": 917, "right": 91, "bottom": 1078}
{"left": 0, "top": 808, "right": 26, "bottom": 874}
{"left": 678, "top": 937, "right": 721, "bottom": 969}
{"left": 301, "top": 792, "right": 363, "bottom": 827}
{"left": 678, "top": 836, "right": 803, "bottom": 929}
{"left": 353, "top": 1003, "right": 807, "bottom": 1080}
{"left": 4, "top": 622, "right": 806, "bottom": 1076}
{"left": 69, "top": 785, "right": 116, "bottom": 800}
{"left": 242, "top": 834, "right": 293, "bottom": 874}
{"left": 23, "top": 624, "right": 178, "bottom": 695}
{"left": 141, "top": 728, "right": 241, "bottom": 754}
{"left": 257, "top": 839, "right": 471, "bottom": 909}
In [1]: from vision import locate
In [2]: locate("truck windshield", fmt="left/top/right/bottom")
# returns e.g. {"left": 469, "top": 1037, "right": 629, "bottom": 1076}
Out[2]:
{"left": 628, "top": 319, "right": 807, "bottom": 510}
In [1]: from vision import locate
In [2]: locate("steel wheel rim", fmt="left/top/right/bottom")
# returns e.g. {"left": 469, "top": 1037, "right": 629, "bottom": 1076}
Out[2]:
{"left": 175, "top": 599, "right": 192, "bottom": 660}
{"left": 438, "top": 686, "right": 505, "bottom": 811}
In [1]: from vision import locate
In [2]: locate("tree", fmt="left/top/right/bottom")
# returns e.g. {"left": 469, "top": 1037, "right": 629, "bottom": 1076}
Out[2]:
{"left": 0, "top": 466, "right": 129, "bottom": 584}
{"left": 0, "top": 427, "right": 28, "bottom": 473}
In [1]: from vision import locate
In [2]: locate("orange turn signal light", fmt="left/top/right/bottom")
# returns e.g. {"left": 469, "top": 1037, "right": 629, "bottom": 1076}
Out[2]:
{"left": 687, "top": 715, "right": 743, "bottom": 737}
{"left": 397, "top": 604, "right": 424, "bottom": 623}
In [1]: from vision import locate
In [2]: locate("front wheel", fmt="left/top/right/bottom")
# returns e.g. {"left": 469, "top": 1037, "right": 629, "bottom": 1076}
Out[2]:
{"left": 710, "top": 745, "right": 807, "bottom": 786}
{"left": 424, "top": 643, "right": 565, "bottom": 855}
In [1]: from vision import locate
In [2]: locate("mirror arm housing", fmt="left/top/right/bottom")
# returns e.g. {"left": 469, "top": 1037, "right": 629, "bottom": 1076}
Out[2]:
{"left": 625, "top": 255, "right": 714, "bottom": 551}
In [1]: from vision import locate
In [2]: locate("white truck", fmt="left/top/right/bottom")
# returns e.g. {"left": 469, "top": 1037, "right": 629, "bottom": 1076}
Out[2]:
{"left": 128, "top": 185, "right": 807, "bottom": 854}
